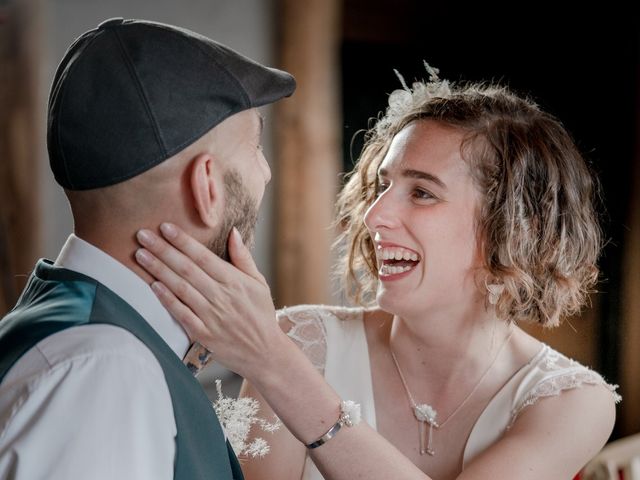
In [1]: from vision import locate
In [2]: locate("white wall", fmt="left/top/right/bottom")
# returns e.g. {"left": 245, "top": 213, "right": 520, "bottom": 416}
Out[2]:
{"left": 37, "top": 0, "right": 279, "bottom": 396}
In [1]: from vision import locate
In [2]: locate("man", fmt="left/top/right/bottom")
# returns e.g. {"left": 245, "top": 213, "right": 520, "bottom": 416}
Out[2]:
{"left": 0, "top": 18, "right": 295, "bottom": 479}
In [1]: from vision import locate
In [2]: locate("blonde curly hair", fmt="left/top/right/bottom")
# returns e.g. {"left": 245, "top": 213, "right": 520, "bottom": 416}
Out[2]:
{"left": 335, "top": 67, "right": 602, "bottom": 327}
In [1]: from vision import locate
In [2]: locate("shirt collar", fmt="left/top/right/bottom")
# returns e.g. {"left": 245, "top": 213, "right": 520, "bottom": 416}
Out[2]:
{"left": 54, "top": 234, "right": 191, "bottom": 359}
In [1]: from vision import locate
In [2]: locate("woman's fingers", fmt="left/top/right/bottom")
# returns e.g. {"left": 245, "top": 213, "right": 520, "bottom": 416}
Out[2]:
{"left": 135, "top": 247, "right": 215, "bottom": 334}
{"left": 133, "top": 223, "right": 281, "bottom": 376}
{"left": 136, "top": 228, "right": 232, "bottom": 295}
{"left": 228, "top": 228, "right": 267, "bottom": 284}
{"left": 149, "top": 281, "right": 210, "bottom": 342}
{"left": 157, "top": 223, "right": 237, "bottom": 284}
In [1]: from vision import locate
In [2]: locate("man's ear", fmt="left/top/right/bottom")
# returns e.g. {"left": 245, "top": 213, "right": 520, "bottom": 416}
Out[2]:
{"left": 190, "top": 153, "right": 222, "bottom": 228}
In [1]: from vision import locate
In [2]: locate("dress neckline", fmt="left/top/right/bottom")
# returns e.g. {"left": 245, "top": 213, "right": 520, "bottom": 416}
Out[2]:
{"left": 356, "top": 308, "right": 548, "bottom": 468}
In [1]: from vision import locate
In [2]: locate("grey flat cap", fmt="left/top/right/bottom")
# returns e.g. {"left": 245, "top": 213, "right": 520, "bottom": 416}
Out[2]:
{"left": 47, "top": 18, "right": 296, "bottom": 190}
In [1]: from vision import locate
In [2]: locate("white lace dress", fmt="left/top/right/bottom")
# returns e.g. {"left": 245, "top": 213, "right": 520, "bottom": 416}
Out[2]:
{"left": 279, "top": 304, "right": 621, "bottom": 480}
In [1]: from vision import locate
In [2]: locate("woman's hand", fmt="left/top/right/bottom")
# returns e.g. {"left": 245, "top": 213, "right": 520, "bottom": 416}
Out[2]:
{"left": 134, "top": 224, "right": 430, "bottom": 480}
{"left": 134, "top": 223, "right": 286, "bottom": 378}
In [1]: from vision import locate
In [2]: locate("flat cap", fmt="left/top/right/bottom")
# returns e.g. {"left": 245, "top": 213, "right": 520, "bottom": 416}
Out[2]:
{"left": 47, "top": 18, "right": 296, "bottom": 190}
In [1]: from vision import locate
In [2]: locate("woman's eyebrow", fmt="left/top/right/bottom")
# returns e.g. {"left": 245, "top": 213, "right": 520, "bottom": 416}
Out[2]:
{"left": 378, "top": 167, "right": 447, "bottom": 189}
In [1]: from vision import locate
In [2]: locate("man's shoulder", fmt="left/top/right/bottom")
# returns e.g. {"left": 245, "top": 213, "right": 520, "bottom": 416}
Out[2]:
{"left": 40, "top": 323, "right": 157, "bottom": 362}
{"left": 0, "top": 326, "right": 178, "bottom": 480}
{"left": 3, "top": 324, "right": 163, "bottom": 386}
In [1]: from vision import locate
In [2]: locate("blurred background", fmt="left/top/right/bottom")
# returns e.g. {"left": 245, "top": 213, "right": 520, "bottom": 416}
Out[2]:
{"left": 0, "top": 0, "right": 638, "bottom": 444}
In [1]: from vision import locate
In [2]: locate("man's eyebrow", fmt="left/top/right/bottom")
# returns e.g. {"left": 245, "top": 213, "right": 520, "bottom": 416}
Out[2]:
{"left": 378, "top": 167, "right": 447, "bottom": 189}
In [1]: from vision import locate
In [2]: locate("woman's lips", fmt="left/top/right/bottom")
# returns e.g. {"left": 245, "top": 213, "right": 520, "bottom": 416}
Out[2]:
{"left": 376, "top": 243, "right": 421, "bottom": 280}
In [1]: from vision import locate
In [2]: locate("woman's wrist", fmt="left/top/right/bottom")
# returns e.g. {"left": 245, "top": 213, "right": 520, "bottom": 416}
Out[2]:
{"left": 237, "top": 325, "right": 294, "bottom": 382}
{"left": 246, "top": 330, "right": 310, "bottom": 394}
{"left": 246, "top": 332, "right": 344, "bottom": 444}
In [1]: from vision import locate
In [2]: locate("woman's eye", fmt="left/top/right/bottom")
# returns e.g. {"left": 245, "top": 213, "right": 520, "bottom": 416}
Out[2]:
{"left": 376, "top": 182, "right": 389, "bottom": 196}
{"left": 413, "top": 188, "right": 434, "bottom": 200}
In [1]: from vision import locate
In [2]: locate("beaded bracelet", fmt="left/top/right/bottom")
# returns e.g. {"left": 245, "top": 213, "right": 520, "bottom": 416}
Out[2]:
{"left": 305, "top": 400, "right": 361, "bottom": 449}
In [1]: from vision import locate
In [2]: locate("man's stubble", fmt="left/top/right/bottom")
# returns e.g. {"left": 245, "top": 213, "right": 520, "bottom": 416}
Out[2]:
{"left": 207, "top": 169, "right": 259, "bottom": 262}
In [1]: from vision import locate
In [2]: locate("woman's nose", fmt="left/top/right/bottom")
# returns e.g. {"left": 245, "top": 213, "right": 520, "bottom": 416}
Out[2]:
{"left": 364, "top": 190, "right": 399, "bottom": 231}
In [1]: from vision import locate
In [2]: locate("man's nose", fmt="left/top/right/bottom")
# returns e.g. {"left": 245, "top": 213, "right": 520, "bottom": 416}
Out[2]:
{"left": 260, "top": 152, "right": 271, "bottom": 185}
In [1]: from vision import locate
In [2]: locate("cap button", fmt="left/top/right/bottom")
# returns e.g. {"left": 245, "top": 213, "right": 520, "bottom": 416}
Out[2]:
{"left": 98, "top": 17, "right": 125, "bottom": 29}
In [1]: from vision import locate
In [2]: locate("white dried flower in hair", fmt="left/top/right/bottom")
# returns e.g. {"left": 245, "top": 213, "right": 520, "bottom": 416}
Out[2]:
{"left": 423, "top": 60, "right": 440, "bottom": 82}
{"left": 393, "top": 68, "right": 410, "bottom": 91}
{"left": 380, "top": 61, "right": 452, "bottom": 135}
{"left": 212, "top": 379, "right": 281, "bottom": 458}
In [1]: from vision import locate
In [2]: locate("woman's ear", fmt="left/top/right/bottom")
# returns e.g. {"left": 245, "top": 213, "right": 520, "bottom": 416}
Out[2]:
{"left": 190, "top": 153, "right": 222, "bottom": 228}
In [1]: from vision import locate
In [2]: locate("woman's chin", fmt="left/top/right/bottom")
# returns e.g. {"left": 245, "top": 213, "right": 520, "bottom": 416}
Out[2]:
{"left": 376, "top": 289, "right": 409, "bottom": 317}
{"left": 376, "top": 285, "right": 437, "bottom": 320}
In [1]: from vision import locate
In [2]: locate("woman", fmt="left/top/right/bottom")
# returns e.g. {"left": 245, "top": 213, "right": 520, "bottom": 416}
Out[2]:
{"left": 135, "top": 67, "right": 620, "bottom": 479}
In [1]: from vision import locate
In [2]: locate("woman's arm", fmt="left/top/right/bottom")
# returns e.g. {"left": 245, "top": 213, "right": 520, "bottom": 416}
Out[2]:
{"left": 135, "top": 224, "right": 615, "bottom": 480}
{"left": 237, "top": 332, "right": 428, "bottom": 480}
{"left": 239, "top": 313, "right": 320, "bottom": 480}
{"left": 459, "top": 382, "right": 616, "bottom": 479}
{"left": 134, "top": 224, "right": 430, "bottom": 479}
{"left": 239, "top": 378, "right": 307, "bottom": 480}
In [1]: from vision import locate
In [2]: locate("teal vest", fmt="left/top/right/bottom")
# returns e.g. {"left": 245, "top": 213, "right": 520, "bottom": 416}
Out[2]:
{"left": 0, "top": 260, "right": 243, "bottom": 480}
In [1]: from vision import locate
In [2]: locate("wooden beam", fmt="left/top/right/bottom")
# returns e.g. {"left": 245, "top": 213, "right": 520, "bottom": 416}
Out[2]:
{"left": 274, "top": 0, "right": 341, "bottom": 306}
{"left": 0, "top": 0, "right": 42, "bottom": 315}
{"left": 619, "top": 83, "right": 640, "bottom": 435}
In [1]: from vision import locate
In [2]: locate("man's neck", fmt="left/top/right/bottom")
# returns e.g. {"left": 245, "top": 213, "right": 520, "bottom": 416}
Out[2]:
{"left": 74, "top": 228, "right": 156, "bottom": 285}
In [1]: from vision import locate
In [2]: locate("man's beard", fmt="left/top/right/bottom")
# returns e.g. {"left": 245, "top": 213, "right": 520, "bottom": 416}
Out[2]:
{"left": 207, "top": 169, "right": 259, "bottom": 262}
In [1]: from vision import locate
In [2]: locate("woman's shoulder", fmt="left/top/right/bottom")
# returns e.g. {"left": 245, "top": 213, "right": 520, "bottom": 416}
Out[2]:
{"left": 275, "top": 305, "right": 365, "bottom": 373}
{"left": 521, "top": 343, "right": 621, "bottom": 401}
{"left": 276, "top": 304, "right": 365, "bottom": 325}
{"left": 509, "top": 341, "right": 621, "bottom": 428}
{"left": 495, "top": 349, "right": 618, "bottom": 478}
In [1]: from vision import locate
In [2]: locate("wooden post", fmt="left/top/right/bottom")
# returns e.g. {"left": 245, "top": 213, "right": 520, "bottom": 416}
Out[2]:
{"left": 0, "top": 0, "right": 41, "bottom": 315}
{"left": 274, "top": 0, "right": 341, "bottom": 306}
{"left": 619, "top": 87, "right": 640, "bottom": 435}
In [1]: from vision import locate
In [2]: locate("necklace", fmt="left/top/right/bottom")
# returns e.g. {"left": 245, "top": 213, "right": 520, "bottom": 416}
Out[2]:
{"left": 390, "top": 328, "right": 514, "bottom": 456}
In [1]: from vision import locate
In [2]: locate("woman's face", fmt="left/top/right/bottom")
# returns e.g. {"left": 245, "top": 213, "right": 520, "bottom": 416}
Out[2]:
{"left": 363, "top": 120, "right": 484, "bottom": 319}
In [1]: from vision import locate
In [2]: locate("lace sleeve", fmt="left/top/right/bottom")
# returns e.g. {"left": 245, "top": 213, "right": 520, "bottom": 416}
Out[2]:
{"left": 277, "top": 305, "right": 328, "bottom": 374}
{"left": 508, "top": 348, "right": 622, "bottom": 429}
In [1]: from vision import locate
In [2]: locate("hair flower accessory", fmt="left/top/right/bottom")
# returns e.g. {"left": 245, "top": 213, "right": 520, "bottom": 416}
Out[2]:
{"left": 212, "top": 380, "right": 281, "bottom": 458}
{"left": 379, "top": 61, "right": 452, "bottom": 135}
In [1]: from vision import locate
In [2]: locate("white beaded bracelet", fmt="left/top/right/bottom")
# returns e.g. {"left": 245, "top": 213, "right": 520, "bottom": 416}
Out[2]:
{"left": 306, "top": 400, "right": 361, "bottom": 449}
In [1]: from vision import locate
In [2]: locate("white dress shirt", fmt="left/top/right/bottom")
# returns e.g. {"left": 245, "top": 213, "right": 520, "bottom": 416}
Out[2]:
{"left": 0, "top": 234, "right": 191, "bottom": 480}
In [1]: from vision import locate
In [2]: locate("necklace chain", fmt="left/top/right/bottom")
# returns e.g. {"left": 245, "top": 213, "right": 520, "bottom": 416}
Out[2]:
{"left": 390, "top": 327, "right": 514, "bottom": 455}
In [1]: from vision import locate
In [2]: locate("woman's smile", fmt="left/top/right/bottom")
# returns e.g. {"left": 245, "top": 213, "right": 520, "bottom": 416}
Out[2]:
{"left": 375, "top": 241, "right": 421, "bottom": 280}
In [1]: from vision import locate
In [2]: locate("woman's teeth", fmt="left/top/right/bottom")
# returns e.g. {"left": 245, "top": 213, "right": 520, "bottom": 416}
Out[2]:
{"left": 379, "top": 264, "right": 415, "bottom": 276}
{"left": 378, "top": 247, "right": 419, "bottom": 261}
{"left": 377, "top": 246, "right": 420, "bottom": 277}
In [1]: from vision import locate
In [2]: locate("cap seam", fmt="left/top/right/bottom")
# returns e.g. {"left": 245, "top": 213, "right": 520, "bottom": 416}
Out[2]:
{"left": 54, "top": 32, "right": 103, "bottom": 189}
{"left": 163, "top": 107, "right": 236, "bottom": 156}
{"left": 131, "top": 28, "right": 253, "bottom": 157}
{"left": 113, "top": 29, "right": 168, "bottom": 156}
{"left": 182, "top": 36, "right": 251, "bottom": 108}
{"left": 143, "top": 24, "right": 251, "bottom": 108}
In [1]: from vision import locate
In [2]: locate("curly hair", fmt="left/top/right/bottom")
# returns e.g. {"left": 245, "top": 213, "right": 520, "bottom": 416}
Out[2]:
{"left": 335, "top": 77, "right": 602, "bottom": 327}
